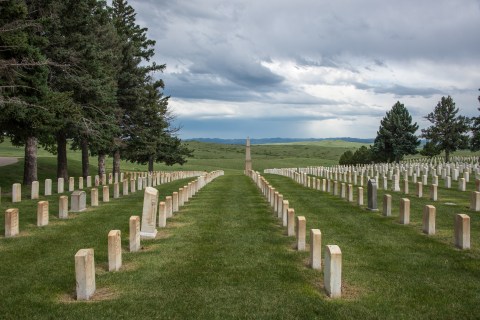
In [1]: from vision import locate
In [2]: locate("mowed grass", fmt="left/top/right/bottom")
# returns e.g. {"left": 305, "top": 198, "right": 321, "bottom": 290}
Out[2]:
{"left": 2, "top": 139, "right": 480, "bottom": 318}
{"left": 264, "top": 173, "right": 480, "bottom": 319}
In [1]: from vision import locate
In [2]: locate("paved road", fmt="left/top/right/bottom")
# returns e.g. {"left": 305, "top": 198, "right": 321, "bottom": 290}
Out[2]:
{"left": 0, "top": 157, "right": 18, "bottom": 167}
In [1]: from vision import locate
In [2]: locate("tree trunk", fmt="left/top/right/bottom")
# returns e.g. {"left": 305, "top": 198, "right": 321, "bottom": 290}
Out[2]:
{"left": 98, "top": 153, "right": 106, "bottom": 176}
{"left": 113, "top": 149, "right": 120, "bottom": 176}
{"left": 81, "top": 138, "right": 89, "bottom": 179}
{"left": 56, "top": 132, "right": 68, "bottom": 180}
{"left": 148, "top": 155, "right": 154, "bottom": 172}
{"left": 23, "top": 136, "right": 38, "bottom": 185}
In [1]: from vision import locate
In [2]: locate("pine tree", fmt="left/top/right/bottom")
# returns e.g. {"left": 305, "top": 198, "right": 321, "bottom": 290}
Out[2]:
{"left": 421, "top": 96, "right": 470, "bottom": 163}
{"left": 372, "top": 101, "right": 420, "bottom": 163}
{"left": 0, "top": 0, "right": 51, "bottom": 184}
{"left": 469, "top": 89, "right": 480, "bottom": 152}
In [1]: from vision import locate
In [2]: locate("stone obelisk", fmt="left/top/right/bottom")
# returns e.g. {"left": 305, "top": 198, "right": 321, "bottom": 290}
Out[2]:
{"left": 245, "top": 137, "right": 252, "bottom": 172}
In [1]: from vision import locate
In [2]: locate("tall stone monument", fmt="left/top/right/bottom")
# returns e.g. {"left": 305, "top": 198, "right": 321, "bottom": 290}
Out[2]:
{"left": 245, "top": 137, "right": 252, "bottom": 172}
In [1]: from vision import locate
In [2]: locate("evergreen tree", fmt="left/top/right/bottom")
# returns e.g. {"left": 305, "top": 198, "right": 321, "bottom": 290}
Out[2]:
{"left": 372, "top": 101, "right": 420, "bottom": 163}
{"left": 421, "top": 96, "right": 470, "bottom": 163}
{"left": 0, "top": 0, "right": 51, "bottom": 184}
{"left": 339, "top": 150, "right": 354, "bottom": 165}
{"left": 111, "top": 0, "right": 164, "bottom": 175}
{"left": 469, "top": 89, "right": 480, "bottom": 152}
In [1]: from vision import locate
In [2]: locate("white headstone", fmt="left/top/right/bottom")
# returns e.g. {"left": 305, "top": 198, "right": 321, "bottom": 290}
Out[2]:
{"left": 140, "top": 187, "right": 158, "bottom": 239}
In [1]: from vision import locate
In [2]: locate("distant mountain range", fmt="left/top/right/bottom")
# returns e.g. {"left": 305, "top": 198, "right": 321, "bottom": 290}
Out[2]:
{"left": 185, "top": 137, "right": 375, "bottom": 145}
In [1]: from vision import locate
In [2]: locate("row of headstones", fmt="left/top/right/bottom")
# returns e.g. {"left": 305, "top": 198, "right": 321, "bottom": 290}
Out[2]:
{"left": 247, "top": 170, "right": 342, "bottom": 298}
{"left": 265, "top": 167, "right": 480, "bottom": 193}
{"left": 74, "top": 171, "right": 224, "bottom": 300}
{"left": 261, "top": 169, "right": 473, "bottom": 251}
{"left": 378, "top": 194, "right": 471, "bottom": 249}
{"left": 4, "top": 171, "right": 209, "bottom": 238}
{"left": 265, "top": 168, "right": 480, "bottom": 210}
{"left": 7, "top": 170, "right": 207, "bottom": 203}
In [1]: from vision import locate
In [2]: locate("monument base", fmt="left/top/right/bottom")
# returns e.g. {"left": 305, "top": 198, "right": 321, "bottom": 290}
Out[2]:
{"left": 140, "top": 230, "right": 158, "bottom": 239}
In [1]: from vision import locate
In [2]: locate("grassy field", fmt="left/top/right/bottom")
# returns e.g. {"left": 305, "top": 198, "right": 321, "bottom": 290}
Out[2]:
{"left": 1, "top": 139, "right": 480, "bottom": 318}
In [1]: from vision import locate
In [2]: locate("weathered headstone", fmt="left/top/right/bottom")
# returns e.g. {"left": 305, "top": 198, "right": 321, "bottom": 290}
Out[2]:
{"left": 470, "top": 191, "right": 480, "bottom": 211}
{"left": 367, "top": 179, "right": 378, "bottom": 211}
{"left": 31, "top": 181, "right": 39, "bottom": 200}
{"left": 45, "top": 179, "right": 52, "bottom": 196}
{"left": 75, "top": 248, "right": 95, "bottom": 300}
{"left": 58, "top": 178, "right": 64, "bottom": 193}
{"left": 130, "top": 178, "right": 136, "bottom": 193}
{"left": 158, "top": 201, "right": 167, "bottom": 228}
{"left": 392, "top": 174, "right": 400, "bottom": 192}
{"left": 59, "top": 196, "right": 68, "bottom": 219}
{"left": 340, "top": 183, "right": 346, "bottom": 198}
{"left": 458, "top": 178, "right": 466, "bottom": 192}
{"left": 108, "top": 230, "right": 122, "bottom": 271}
{"left": 12, "top": 183, "right": 21, "bottom": 203}
{"left": 347, "top": 184, "right": 353, "bottom": 202}
{"left": 282, "top": 200, "right": 289, "bottom": 227}
{"left": 296, "top": 216, "right": 306, "bottom": 251}
{"left": 357, "top": 187, "right": 364, "bottom": 206}
{"left": 129, "top": 216, "right": 141, "bottom": 252}
{"left": 173, "top": 192, "right": 179, "bottom": 212}
{"left": 102, "top": 186, "right": 110, "bottom": 202}
{"left": 402, "top": 179, "right": 409, "bottom": 194}
{"left": 37, "top": 201, "right": 49, "bottom": 226}
{"left": 79, "top": 177, "right": 84, "bottom": 190}
{"left": 287, "top": 208, "right": 295, "bottom": 236}
{"left": 455, "top": 214, "right": 470, "bottom": 249}
{"left": 416, "top": 182, "right": 423, "bottom": 198}
{"left": 123, "top": 179, "right": 129, "bottom": 196}
{"left": 71, "top": 191, "right": 87, "bottom": 212}
{"left": 95, "top": 175, "right": 100, "bottom": 187}
{"left": 5, "top": 208, "right": 19, "bottom": 237}
{"left": 310, "top": 229, "right": 322, "bottom": 270}
{"left": 178, "top": 188, "right": 184, "bottom": 207}
{"left": 86, "top": 176, "right": 92, "bottom": 188}
{"left": 69, "top": 177, "right": 75, "bottom": 192}
{"left": 399, "top": 198, "right": 410, "bottom": 225}
{"left": 140, "top": 187, "right": 159, "bottom": 239}
{"left": 165, "top": 196, "right": 173, "bottom": 218}
{"left": 113, "top": 182, "right": 119, "bottom": 199}
{"left": 430, "top": 184, "right": 438, "bottom": 201}
{"left": 383, "top": 194, "right": 392, "bottom": 217}
{"left": 422, "top": 205, "right": 436, "bottom": 235}
{"left": 445, "top": 176, "right": 451, "bottom": 189}
{"left": 91, "top": 188, "right": 98, "bottom": 207}
{"left": 324, "top": 245, "right": 342, "bottom": 298}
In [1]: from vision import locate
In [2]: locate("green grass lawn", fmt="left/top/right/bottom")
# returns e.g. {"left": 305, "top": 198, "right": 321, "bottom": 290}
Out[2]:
{"left": 1, "top": 139, "right": 480, "bottom": 318}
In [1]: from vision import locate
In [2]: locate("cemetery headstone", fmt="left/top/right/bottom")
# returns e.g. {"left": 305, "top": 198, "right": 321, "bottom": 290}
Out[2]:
{"left": 423, "top": 205, "right": 436, "bottom": 235}
{"left": 71, "top": 191, "right": 87, "bottom": 212}
{"left": 367, "top": 179, "right": 378, "bottom": 211}
{"left": 108, "top": 230, "right": 122, "bottom": 272}
{"left": 129, "top": 216, "right": 141, "bottom": 252}
{"left": 140, "top": 187, "right": 159, "bottom": 239}
{"left": 310, "top": 229, "right": 322, "bottom": 270}
{"left": 59, "top": 196, "right": 68, "bottom": 219}
{"left": 31, "top": 181, "right": 39, "bottom": 200}
{"left": 75, "top": 248, "right": 95, "bottom": 300}
{"left": 296, "top": 216, "right": 306, "bottom": 251}
{"left": 324, "top": 245, "right": 342, "bottom": 298}
{"left": 455, "top": 214, "right": 470, "bottom": 249}
{"left": 5, "top": 208, "right": 19, "bottom": 237}
{"left": 37, "top": 201, "right": 49, "bottom": 226}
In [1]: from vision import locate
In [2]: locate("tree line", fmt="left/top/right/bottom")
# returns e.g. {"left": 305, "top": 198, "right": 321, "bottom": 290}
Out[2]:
{"left": 0, "top": 0, "right": 192, "bottom": 185}
{"left": 339, "top": 92, "right": 480, "bottom": 165}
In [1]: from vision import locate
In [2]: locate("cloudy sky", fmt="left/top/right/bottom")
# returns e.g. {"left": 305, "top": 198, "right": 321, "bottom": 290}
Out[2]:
{"left": 132, "top": 0, "right": 480, "bottom": 139}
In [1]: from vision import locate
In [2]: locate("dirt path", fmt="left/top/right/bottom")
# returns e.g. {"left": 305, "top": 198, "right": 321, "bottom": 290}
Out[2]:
{"left": 0, "top": 157, "right": 18, "bottom": 167}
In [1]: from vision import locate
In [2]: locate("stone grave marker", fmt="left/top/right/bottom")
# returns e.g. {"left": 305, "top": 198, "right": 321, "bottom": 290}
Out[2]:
{"left": 282, "top": 200, "right": 289, "bottom": 227}
{"left": 287, "top": 208, "right": 295, "bottom": 236}
{"left": 324, "top": 245, "right": 342, "bottom": 298}
{"left": 75, "top": 248, "right": 95, "bottom": 300}
{"left": 12, "top": 183, "right": 21, "bottom": 203}
{"left": 108, "top": 230, "right": 122, "bottom": 271}
{"left": 91, "top": 188, "right": 98, "bottom": 207}
{"left": 296, "top": 216, "right": 306, "bottom": 251}
{"left": 166, "top": 196, "right": 173, "bottom": 218}
{"left": 59, "top": 196, "right": 68, "bottom": 219}
{"left": 470, "top": 191, "right": 480, "bottom": 211}
{"left": 383, "top": 194, "right": 392, "bottom": 216}
{"left": 102, "top": 186, "right": 110, "bottom": 202}
{"left": 158, "top": 202, "right": 167, "bottom": 228}
{"left": 357, "top": 187, "right": 364, "bottom": 206}
{"left": 430, "top": 184, "right": 438, "bottom": 201}
{"left": 71, "top": 191, "right": 87, "bottom": 212}
{"left": 129, "top": 216, "right": 141, "bottom": 252}
{"left": 45, "top": 179, "right": 52, "bottom": 196}
{"left": 310, "top": 229, "right": 322, "bottom": 270}
{"left": 37, "top": 201, "right": 49, "bottom": 226}
{"left": 399, "top": 198, "right": 410, "bottom": 225}
{"left": 79, "top": 177, "right": 84, "bottom": 190}
{"left": 455, "top": 214, "right": 470, "bottom": 249}
{"left": 86, "top": 176, "right": 92, "bottom": 188}
{"left": 422, "top": 205, "right": 436, "bottom": 235}
{"left": 31, "top": 181, "right": 39, "bottom": 200}
{"left": 173, "top": 192, "right": 179, "bottom": 212}
{"left": 367, "top": 179, "right": 378, "bottom": 211}
{"left": 113, "top": 182, "right": 119, "bottom": 199}
{"left": 58, "top": 178, "right": 64, "bottom": 193}
{"left": 123, "top": 180, "right": 129, "bottom": 196}
{"left": 5, "top": 208, "right": 19, "bottom": 237}
{"left": 69, "top": 177, "right": 75, "bottom": 192}
{"left": 140, "top": 187, "right": 159, "bottom": 239}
